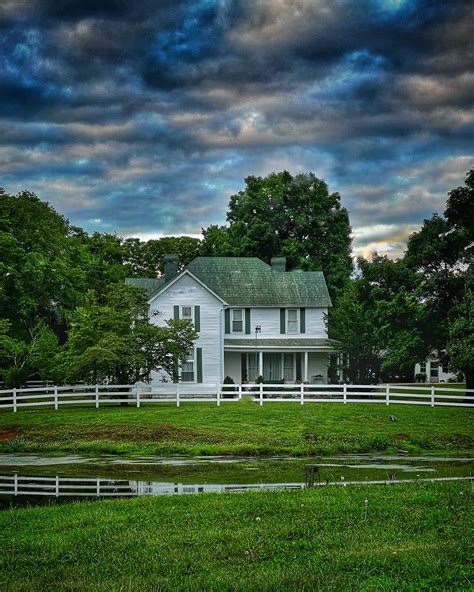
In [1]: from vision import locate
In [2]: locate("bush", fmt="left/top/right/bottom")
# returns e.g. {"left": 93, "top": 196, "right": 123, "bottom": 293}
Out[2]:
{"left": 415, "top": 373, "right": 427, "bottom": 383}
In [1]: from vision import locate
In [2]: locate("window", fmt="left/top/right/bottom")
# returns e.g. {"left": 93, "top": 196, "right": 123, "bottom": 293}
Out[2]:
{"left": 420, "top": 362, "right": 426, "bottom": 374}
{"left": 247, "top": 353, "right": 258, "bottom": 382}
{"left": 180, "top": 305, "right": 193, "bottom": 321}
{"left": 286, "top": 308, "right": 299, "bottom": 333}
{"left": 232, "top": 309, "right": 243, "bottom": 333}
{"left": 181, "top": 348, "right": 195, "bottom": 382}
{"left": 430, "top": 360, "right": 439, "bottom": 379}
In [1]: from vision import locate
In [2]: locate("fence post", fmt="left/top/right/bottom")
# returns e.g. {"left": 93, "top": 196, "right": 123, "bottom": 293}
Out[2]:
{"left": 13, "top": 388, "right": 17, "bottom": 413}
{"left": 259, "top": 383, "right": 263, "bottom": 406}
{"left": 300, "top": 382, "right": 304, "bottom": 405}
{"left": 54, "top": 385, "right": 58, "bottom": 410}
{"left": 217, "top": 384, "right": 221, "bottom": 407}
{"left": 95, "top": 385, "right": 99, "bottom": 409}
{"left": 136, "top": 387, "right": 140, "bottom": 409}
{"left": 176, "top": 383, "right": 180, "bottom": 408}
{"left": 55, "top": 475, "right": 59, "bottom": 497}
{"left": 343, "top": 383, "right": 347, "bottom": 404}
{"left": 14, "top": 473, "right": 18, "bottom": 496}
{"left": 238, "top": 384, "right": 242, "bottom": 400}
{"left": 431, "top": 385, "right": 435, "bottom": 407}
{"left": 385, "top": 384, "right": 390, "bottom": 406}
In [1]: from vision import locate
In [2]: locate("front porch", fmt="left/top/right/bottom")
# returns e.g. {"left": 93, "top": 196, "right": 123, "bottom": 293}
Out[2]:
{"left": 224, "top": 338, "right": 340, "bottom": 385}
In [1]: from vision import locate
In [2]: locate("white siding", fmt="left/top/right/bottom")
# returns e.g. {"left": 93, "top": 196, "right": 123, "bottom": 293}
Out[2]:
{"left": 225, "top": 307, "right": 328, "bottom": 339}
{"left": 414, "top": 360, "right": 457, "bottom": 383}
{"left": 308, "top": 353, "right": 329, "bottom": 382}
{"left": 149, "top": 274, "right": 223, "bottom": 384}
{"left": 224, "top": 352, "right": 241, "bottom": 383}
{"left": 305, "top": 308, "right": 328, "bottom": 337}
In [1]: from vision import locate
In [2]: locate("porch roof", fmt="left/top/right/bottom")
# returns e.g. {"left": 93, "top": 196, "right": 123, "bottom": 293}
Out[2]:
{"left": 224, "top": 338, "right": 340, "bottom": 351}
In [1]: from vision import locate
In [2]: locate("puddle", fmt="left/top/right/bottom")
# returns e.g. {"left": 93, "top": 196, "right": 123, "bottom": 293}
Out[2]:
{"left": 0, "top": 453, "right": 472, "bottom": 509}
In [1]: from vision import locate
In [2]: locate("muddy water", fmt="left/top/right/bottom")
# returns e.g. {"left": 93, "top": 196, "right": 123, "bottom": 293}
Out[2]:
{"left": 0, "top": 453, "right": 472, "bottom": 509}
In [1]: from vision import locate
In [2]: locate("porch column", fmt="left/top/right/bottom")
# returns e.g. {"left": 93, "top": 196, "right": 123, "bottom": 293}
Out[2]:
{"left": 258, "top": 351, "right": 263, "bottom": 379}
{"left": 303, "top": 351, "right": 309, "bottom": 382}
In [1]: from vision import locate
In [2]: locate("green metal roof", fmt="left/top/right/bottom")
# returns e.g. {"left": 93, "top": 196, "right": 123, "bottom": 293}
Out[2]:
{"left": 224, "top": 338, "right": 339, "bottom": 349}
{"left": 125, "top": 277, "right": 164, "bottom": 298}
{"left": 185, "top": 257, "right": 332, "bottom": 307}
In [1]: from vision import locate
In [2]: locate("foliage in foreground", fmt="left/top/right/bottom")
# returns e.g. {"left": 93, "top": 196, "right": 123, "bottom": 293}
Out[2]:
{"left": 0, "top": 481, "right": 471, "bottom": 591}
{"left": 56, "top": 284, "right": 197, "bottom": 384}
{"left": 1, "top": 403, "right": 472, "bottom": 457}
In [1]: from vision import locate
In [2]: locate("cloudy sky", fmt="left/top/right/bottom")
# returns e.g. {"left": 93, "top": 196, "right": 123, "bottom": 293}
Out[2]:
{"left": 1, "top": 0, "right": 473, "bottom": 258}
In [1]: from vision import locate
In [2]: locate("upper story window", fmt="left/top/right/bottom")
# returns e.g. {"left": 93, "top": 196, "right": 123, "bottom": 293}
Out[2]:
{"left": 180, "top": 305, "right": 193, "bottom": 322}
{"left": 232, "top": 309, "right": 243, "bottom": 333}
{"left": 286, "top": 308, "right": 299, "bottom": 333}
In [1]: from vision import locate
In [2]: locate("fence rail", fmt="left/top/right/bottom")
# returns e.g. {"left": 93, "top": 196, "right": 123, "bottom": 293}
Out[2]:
{"left": 0, "top": 382, "right": 472, "bottom": 412}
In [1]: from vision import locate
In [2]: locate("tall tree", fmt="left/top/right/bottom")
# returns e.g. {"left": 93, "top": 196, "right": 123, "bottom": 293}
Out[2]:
{"left": 405, "top": 169, "right": 473, "bottom": 384}
{"left": 201, "top": 172, "right": 353, "bottom": 300}
{"left": 0, "top": 190, "right": 89, "bottom": 335}
{"left": 330, "top": 255, "right": 430, "bottom": 383}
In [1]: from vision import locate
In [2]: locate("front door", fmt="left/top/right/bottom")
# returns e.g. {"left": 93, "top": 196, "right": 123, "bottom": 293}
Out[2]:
{"left": 263, "top": 353, "right": 282, "bottom": 382}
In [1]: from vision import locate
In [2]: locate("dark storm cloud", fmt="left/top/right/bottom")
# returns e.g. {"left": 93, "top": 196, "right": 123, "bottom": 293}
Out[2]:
{"left": 0, "top": 0, "right": 473, "bottom": 257}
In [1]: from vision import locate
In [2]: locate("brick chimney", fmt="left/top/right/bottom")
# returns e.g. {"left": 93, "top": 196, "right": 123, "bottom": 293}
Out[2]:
{"left": 271, "top": 256, "right": 286, "bottom": 272}
{"left": 164, "top": 254, "right": 179, "bottom": 282}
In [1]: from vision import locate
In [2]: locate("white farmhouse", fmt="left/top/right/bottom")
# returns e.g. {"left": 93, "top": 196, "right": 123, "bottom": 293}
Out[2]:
{"left": 127, "top": 255, "right": 339, "bottom": 386}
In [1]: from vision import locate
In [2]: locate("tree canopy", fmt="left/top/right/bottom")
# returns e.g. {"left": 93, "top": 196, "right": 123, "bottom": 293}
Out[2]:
{"left": 201, "top": 171, "right": 353, "bottom": 300}
{"left": 332, "top": 169, "right": 473, "bottom": 388}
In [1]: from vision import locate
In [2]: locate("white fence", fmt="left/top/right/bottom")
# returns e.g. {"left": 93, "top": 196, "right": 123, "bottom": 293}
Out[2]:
{"left": 0, "top": 383, "right": 473, "bottom": 411}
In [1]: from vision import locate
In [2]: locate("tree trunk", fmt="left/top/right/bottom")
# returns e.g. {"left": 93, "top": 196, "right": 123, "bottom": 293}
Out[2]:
{"left": 465, "top": 369, "right": 474, "bottom": 393}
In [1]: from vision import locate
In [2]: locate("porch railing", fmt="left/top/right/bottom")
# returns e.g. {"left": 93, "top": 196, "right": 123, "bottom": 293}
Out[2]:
{"left": 0, "top": 383, "right": 472, "bottom": 411}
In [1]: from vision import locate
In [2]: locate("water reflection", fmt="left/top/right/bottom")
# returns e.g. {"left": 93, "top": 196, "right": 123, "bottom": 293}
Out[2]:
{"left": 0, "top": 473, "right": 471, "bottom": 502}
{"left": 0, "top": 453, "right": 472, "bottom": 508}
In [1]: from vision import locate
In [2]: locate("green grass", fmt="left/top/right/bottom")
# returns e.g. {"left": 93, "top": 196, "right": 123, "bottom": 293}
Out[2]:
{"left": 0, "top": 481, "right": 471, "bottom": 591}
{"left": 1, "top": 401, "right": 472, "bottom": 456}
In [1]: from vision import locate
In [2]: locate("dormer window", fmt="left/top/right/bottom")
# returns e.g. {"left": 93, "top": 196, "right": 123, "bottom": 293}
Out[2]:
{"left": 232, "top": 309, "right": 243, "bottom": 333}
{"left": 286, "top": 308, "right": 299, "bottom": 334}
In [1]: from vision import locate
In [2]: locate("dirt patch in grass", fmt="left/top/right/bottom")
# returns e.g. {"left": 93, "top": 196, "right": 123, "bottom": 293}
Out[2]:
{"left": 394, "top": 433, "right": 411, "bottom": 440}
{"left": 0, "top": 428, "right": 20, "bottom": 442}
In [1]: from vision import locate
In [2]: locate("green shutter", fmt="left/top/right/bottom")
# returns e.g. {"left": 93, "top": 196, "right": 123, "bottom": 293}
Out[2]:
{"left": 280, "top": 309, "right": 286, "bottom": 334}
{"left": 241, "top": 353, "right": 247, "bottom": 382}
{"left": 225, "top": 308, "right": 231, "bottom": 333}
{"left": 194, "top": 305, "right": 200, "bottom": 332}
{"left": 196, "top": 348, "right": 203, "bottom": 383}
{"left": 300, "top": 308, "right": 305, "bottom": 334}
{"left": 245, "top": 308, "right": 251, "bottom": 334}
{"left": 173, "top": 305, "right": 179, "bottom": 320}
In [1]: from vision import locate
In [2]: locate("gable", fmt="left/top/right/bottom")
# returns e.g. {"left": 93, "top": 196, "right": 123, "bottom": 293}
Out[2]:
{"left": 148, "top": 270, "right": 225, "bottom": 306}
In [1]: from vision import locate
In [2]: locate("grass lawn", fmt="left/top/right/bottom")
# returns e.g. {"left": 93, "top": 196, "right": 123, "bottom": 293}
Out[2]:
{"left": 0, "top": 401, "right": 472, "bottom": 456}
{"left": 0, "top": 481, "right": 471, "bottom": 591}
